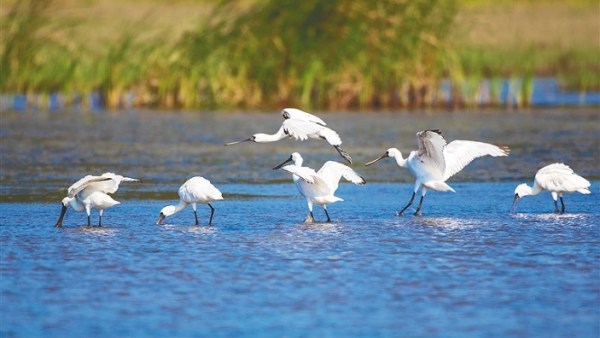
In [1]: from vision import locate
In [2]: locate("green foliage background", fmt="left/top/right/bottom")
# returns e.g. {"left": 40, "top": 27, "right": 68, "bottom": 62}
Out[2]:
{"left": 1, "top": 0, "right": 598, "bottom": 109}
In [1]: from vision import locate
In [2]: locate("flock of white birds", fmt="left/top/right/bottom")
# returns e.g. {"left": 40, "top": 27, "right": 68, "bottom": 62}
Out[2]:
{"left": 54, "top": 108, "right": 591, "bottom": 227}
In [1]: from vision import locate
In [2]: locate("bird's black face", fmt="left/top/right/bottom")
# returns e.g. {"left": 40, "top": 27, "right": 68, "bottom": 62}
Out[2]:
{"left": 224, "top": 136, "right": 255, "bottom": 146}
{"left": 273, "top": 155, "right": 294, "bottom": 170}
{"left": 156, "top": 212, "right": 166, "bottom": 225}
{"left": 365, "top": 152, "right": 389, "bottom": 166}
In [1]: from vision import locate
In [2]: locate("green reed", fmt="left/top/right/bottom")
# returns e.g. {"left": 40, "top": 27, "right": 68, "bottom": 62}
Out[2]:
{"left": 1, "top": 0, "right": 597, "bottom": 110}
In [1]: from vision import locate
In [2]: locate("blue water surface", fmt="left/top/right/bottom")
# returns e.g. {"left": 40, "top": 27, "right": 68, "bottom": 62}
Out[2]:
{"left": 1, "top": 182, "right": 599, "bottom": 338}
{"left": 1, "top": 109, "right": 599, "bottom": 337}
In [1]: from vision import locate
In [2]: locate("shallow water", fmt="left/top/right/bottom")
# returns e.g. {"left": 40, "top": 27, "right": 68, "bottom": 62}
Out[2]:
{"left": 1, "top": 109, "right": 599, "bottom": 337}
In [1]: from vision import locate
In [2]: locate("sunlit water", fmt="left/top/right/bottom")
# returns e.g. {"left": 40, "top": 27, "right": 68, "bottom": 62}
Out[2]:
{"left": 1, "top": 109, "right": 599, "bottom": 337}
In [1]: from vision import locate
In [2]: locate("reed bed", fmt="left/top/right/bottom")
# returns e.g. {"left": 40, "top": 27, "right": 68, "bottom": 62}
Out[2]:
{"left": 1, "top": 0, "right": 597, "bottom": 110}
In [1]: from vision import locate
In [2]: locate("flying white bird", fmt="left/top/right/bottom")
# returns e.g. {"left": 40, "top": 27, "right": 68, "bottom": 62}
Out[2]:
{"left": 225, "top": 108, "right": 353, "bottom": 163}
{"left": 156, "top": 176, "right": 224, "bottom": 225}
{"left": 54, "top": 173, "right": 141, "bottom": 227}
{"left": 273, "top": 152, "right": 365, "bottom": 223}
{"left": 512, "top": 163, "right": 591, "bottom": 214}
{"left": 365, "top": 129, "right": 509, "bottom": 216}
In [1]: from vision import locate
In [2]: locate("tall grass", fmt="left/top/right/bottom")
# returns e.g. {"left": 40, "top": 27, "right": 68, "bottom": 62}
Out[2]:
{"left": 1, "top": 0, "right": 597, "bottom": 110}
{"left": 177, "top": 0, "right": 459, "bottom": 109}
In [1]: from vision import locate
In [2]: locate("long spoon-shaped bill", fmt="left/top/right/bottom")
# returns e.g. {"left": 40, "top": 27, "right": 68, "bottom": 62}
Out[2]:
{"left": 54, "top": 204, "right": 68, "bottom": 227}
{"left": 273, "top": 155, "right": 294, "bottom": 170}
{"left": 156, "top": 213, "right": 166, "bottom": 225}
{"left": 511, "top": 194, "right": 520, "bottom": 213}
{"left": 224, "top": 138, "right": 253, "bottom": 146}
{"left": 365, "top": 153, "right": 389, "bottom": 166}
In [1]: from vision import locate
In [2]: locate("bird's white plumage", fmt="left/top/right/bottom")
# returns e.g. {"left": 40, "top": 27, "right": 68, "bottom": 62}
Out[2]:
{"left": 443, "top": 140, "right": 509, "bottom": 180}
{"left": 275, "top": 153, "right": 364, "bottom": 222}
{"left": 512, "top": 163, "right": 590, "bottom": 213}
{"left": 417, "top": 130, "right": 447, "bottom": 175}
{"left": 158, "top": 176, "right": 224, "bottom": 225}
{"left": 282, "top": 119, "right": 343, "bottom": 146}
{"left": 56, "top": 172, "right": 139, "bottom": 227}
{"left": 366, "top": 129, "right": 508, "bottom": 215}
{"left": 281, "top": 107, "right": 326, "bottom": 126}
{"left": 67, "top": 172, "right": 140, "bottom": 198}
{"left": 179, "top": 176, "right": 224, "bottom": 203}
{"left": 225, "top": 108, "right": 352, "bottom": 163}
{"left": 534, "top": 163, "right": 591, "bottom": 194}
{"left": 317, "top": 161, "right": 365, "bottom": 192}
{"left": 280, "top": 165, "right": 319, "bottom": 185}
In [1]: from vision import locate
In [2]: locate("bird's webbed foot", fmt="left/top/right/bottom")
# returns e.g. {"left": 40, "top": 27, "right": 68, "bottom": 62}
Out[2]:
{"left": 304, "top": 214, "right": 315, "bottom": 223}
{"left": 414, "top": 211, "right": 423, "bottom": 216}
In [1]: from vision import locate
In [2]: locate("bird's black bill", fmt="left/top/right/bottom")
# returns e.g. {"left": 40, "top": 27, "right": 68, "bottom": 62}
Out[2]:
{"left": 54, "top": 204, "right": 67, "bottom": 228}
{"left": 224, "top": 138, "right": 252, "bottom": 146}
{"left": 365, "top": 154, "right": 388, "bottom": 166}
{"left": 156, "top": 213, "right": 166, "bottom": 225}
{"left": 510, "top": 194, "right": 520, "bottom": 213}
{"left": 273, "top": 155, "right": 294, "bottom": 170}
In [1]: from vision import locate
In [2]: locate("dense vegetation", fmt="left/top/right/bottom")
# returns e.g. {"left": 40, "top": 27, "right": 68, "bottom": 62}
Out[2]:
{"left": 1, "top": 0, "right": 598, "bottom": 110}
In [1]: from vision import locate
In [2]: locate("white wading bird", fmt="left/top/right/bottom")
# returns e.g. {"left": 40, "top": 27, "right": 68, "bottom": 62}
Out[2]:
{"left": 54, "top": 173, "right": 141, "bottom": 227}
{"left": 512, "top": 163, "right": 590, "bottom": 214}
{"left": 156, "top": 176, "right": 224, "bottom": 225}
{"left": 225, "top": 108, "right": 353, "bottom": 164}
{"left": 273, "top": 152, "right": 365, "bottom": 223}
{"left": 365, "top": 129, "right": 509, "bottom": 216}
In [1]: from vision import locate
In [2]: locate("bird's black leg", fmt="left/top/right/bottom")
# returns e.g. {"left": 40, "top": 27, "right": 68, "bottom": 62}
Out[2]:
{"left": 397, "top": 192, "right": 416, "bottom": 216}
{"left": 208, "top": 203, "right": 215, "bottom": 225}
{"left": 560, "top": 197, "right": 566, "bottom": 214}
{"left": 98, "top": 215, "right": 102, "bottom": 227}
{"left": 324, "top": 208, "right": 331, "bottom": 223}
{"left": 414, "top": 195, "right": 425, "bottom": 216}
{"left": 553, "top": 200, "right": 560, "bottom": 214}
{"left": 194, "top": 210, "right": 199, "bottom": 225}
{"left": 334, "top": 145, "right": 353, "bottom": 164}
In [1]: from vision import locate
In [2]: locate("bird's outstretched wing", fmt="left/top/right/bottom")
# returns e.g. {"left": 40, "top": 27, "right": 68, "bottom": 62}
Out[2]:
{"left": 282, "top": 165, "right": 319, "bottom": 184}
{"left": 97, "top": 173, "right": 141, "bottom": 194}
{"left": 443, "top": 140, "right": 509, "bottom": 180}
{"left": 281, "top": 108, "right": 326, "bottom": 126}
{"left": 281, "top": 119, "right": 327, "bottom": 141}
{"left": 67, "top": 175, "right": 112, "bottom": 197}
{"left": 68, "top": 173, "right": 140, "bottom": 197}
{"left": 535, "top": 163, "right": 590, "bottom": 193}
{"left": 417, "top": 129, "right": 447, "bottom": 173}
{"left": 317, "top": 161, "right": 365, "bottom": 192}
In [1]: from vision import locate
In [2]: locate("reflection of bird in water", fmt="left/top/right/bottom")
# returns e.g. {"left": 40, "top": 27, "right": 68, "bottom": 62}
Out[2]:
{"left": 157, "top": 176, "right": 224, "bottom": 225}
{"left": 512, "top": 163, "right": 590, "bottom": 214}
{"left": 225, "top": 108, "right": 353, "bottom": 164}
{"left": 273, "top": 152, "right": 365, "bottom": 223}
{"left": 54, "top": 173, "right": 141, "bottom": 227}
{"left": 366, "top": 129, "right": 509, "bottom": 216}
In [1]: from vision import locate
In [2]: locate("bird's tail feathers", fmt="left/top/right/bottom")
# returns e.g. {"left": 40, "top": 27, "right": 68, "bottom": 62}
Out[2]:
{"left": 424, "top": 181, "right": 455, "bottom": 192}
{"left": 578, "top": 188, "right": 591, "bottom": 194}
{"left": 314, "top": 196, "right": 343, "bottom": 204}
